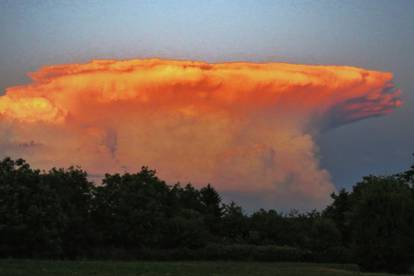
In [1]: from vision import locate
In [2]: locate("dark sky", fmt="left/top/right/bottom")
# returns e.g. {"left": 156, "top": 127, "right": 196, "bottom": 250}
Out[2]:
{"left": 0, "top": 0, "right": 413, "bottom": 206}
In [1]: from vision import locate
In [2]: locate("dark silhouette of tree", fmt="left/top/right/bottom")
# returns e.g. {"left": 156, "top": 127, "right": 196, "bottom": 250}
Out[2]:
{"left": 308, "top": 216, "right": 341, "bottom": 252}
{"left": 249, "top": 209, "right": 286, "bottom": 245}
{"left": 199, "top": 184, "right": 223, "bottom": 235}
{"left": 323, "top": 189, "right": 352, "bottom": 245}
{"left": 0, "top": 158, "right": 93, "bottom": 258}
{"left": 43, "top": 166, "right": 94, "bottom": 258}
{"left": 92, "top": 167, "right": 172, "bottom": 249}
{"left": 221, "top": 201, "right": 248, "bottom": 242}
{"left": 174, "top": 183, "right": 203, "bottom": 213}
{"left": 349, "top": 175, "right": 414, "bottom": 273}
{"left": 1, "top": 156, "right": 414, "bottom": 273}
{"left": 396, "top": 153, "right": 414, "bottom": 187}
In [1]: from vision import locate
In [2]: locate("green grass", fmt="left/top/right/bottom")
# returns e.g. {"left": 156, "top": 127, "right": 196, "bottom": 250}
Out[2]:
{"left": 0, "top": 260, "right": 410, "bottom": 276}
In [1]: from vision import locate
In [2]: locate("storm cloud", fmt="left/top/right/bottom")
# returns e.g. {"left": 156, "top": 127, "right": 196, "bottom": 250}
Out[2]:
{"left": 0, "top": 59, "right": 401, "bottom": 208}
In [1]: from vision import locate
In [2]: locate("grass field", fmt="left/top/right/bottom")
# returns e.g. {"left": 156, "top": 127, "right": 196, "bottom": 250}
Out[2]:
{"left": 0, "top": 260, "right": 411, "bottom": 276}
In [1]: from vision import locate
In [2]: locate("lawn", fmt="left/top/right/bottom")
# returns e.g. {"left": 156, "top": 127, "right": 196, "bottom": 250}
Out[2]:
{"left": 0, "top": 260, "right": 410, "bottom": 276}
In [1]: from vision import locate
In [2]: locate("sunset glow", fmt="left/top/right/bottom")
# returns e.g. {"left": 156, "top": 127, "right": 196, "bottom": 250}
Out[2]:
{"left": 0, "top": 59, "right": 401, "bottom": 208}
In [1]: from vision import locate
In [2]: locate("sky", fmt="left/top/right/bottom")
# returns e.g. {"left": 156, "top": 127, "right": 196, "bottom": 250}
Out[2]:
{"left": 0, "top": 0, "right": 413, "bottom": 210}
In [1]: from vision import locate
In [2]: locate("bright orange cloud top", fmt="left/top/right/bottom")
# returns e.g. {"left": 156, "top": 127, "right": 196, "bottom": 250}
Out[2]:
{"left": 0, "top": 59, "right": 401, "bottom": 209}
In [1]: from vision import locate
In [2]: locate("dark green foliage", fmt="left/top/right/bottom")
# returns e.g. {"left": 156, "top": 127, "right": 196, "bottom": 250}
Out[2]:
{"left": 396, "top": 153, "right": 414, "bottom": 187}
{"left": 221, "top": 202, "right": 249, "bottom": 242}
{"left": 0, "top": 158, "right": 94, "bottom": 258}
{"left": 323, "top": 189, "right": 352, "bottom": 245}
{"left": 92, "top": 167, "right": 172, "bottom": 248}
{"left": 1, "top": 156, "right": 414, "bottom": 273}
{"left": 199, "top": 184, "right": 223, "bottom": 235}
{"left": 349, "top": 175, "right": 414, "bottom": 273}
{"left": 308, "top": 217, "right": 341, "bottom": 252}
{"left": 45, "top": 167, "right": 95, "bottom": 258}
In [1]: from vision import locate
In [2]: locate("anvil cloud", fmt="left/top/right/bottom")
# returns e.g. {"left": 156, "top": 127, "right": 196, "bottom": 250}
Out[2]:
{"left": 0, "top": 59, "right": 401, "bottom": 208}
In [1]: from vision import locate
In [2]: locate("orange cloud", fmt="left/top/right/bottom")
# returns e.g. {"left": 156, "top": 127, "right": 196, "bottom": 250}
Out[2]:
{"left": 0, "top": 59, "right": 401, "bottom": 209}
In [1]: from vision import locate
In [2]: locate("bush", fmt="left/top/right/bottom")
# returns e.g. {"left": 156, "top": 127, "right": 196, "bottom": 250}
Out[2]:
{"left": 83, "top": 244, "right": 312, "bottom": 262}
{"left": 313, "top": 246, "right": 353, "bottom": 263}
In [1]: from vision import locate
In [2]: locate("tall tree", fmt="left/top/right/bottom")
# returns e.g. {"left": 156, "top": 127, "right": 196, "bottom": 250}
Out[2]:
{"left": 350, "top": 175, "right": 414, "bottom": 272}
{"left": 323, "top": 189, "right": 352, "bottom": 245}
{"left": 200, "top": 184, "right": 223, "bottom": 235}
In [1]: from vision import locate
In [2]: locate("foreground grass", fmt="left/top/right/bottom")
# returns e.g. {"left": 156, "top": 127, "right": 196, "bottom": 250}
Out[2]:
{"left": 0, "top": 260, "right": 409, "bottom": 276}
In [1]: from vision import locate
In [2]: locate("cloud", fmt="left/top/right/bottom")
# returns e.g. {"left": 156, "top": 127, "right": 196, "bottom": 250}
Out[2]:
{"left": 0, "top": 59, "right": 401, "bottom": 209}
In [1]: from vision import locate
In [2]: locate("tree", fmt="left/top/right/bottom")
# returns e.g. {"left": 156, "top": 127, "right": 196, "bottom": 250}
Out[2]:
{"left": 323, "top": 189, "right": 352, "bottom": 245}
{"left": 174, "top": 183, "right": 203, "bottom": 212}
{"left": 0, "top": 158, "right": 70, "bottom": 257}
{"left": 350, "top": 175, "right": 414, "bottom": 273}
{"left": 249, "top": 209, "right": 286, "bottom": 245}
{"left": 308, "top": 217, "right": 341, "bottom": 252}
{"left": 43, "top": 166, "right": 94, "bottom": 258}
{"left": 199, "top": 184, "right": 223, "bottom": 235}
{"left": 396, "top": 153, "right": 414, "bottom": 187}
{"left": 163, "top": 209, "right": 209, "bottom": 249}
{"left": 221, "top": 202, "right": 248, "bottom": 242}
{"left": 92, "top": 167, "right": 171, "bottom": 249}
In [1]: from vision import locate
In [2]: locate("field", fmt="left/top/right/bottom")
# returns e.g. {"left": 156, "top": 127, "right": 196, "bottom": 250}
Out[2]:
{"left": 0, "top": 260, "right": 410, "bottom": 276}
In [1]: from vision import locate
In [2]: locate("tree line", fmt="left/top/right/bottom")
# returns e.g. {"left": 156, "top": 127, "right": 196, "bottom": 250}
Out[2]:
{"left": 0, "top": 157, "right": 414, "bottom": 273}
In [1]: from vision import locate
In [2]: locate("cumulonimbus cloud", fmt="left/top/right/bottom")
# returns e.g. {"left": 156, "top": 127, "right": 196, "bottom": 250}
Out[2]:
{"left": 0, "top": 59, "right": 401, "bottom": 209}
